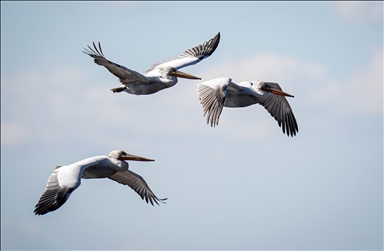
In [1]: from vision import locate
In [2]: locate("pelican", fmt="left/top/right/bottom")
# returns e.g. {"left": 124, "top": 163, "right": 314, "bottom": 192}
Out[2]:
{"left": 82, "top": 32, "right": 220, "bottom": 95}
{"left": 196, "top": 77, "right": 298, "bottom": 137}
{"left": 34, "top": 150, "right": 166, "bottom": 215}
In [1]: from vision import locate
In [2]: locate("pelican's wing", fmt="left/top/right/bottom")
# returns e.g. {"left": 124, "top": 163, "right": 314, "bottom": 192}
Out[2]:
{"left": 196, "top": 77, "right": 230, "bottom": 127}
{"left": 34, "top": 159, "right": 102, "bottom": 215}
{"left": 108, "top": 170, "right": 167, "bottom": 206}
{"left": 260, "top": 83, "right": 299, "bottom": 137}
{"left": 145, "top": 32, "right": 220, "bottom": 74}
{"left": 82, "top": 42, "right": 150, "bottom": 84}
{"left": 34, "top": 166, "right": 75, "bottom": 215}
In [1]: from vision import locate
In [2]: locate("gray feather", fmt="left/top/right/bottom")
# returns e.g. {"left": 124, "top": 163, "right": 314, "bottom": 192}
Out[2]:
{"left": 108, "top": 170, "right": 167, "bottom": 206}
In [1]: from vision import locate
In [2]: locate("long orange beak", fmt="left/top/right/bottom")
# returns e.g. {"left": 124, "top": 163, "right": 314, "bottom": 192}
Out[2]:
{"left": 168, "top": 69, "right": 201, "bottom": 80}
{"left": 119, "top": 153, "right": 154, "bottom": 162}
{"left": 262, "top": 84, "right": 294, "bottom": 98}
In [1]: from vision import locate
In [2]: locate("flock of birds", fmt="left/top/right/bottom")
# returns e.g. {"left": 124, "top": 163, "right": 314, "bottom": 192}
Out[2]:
{"left": 34, "top": 32, "right": 298, "bottom": 215}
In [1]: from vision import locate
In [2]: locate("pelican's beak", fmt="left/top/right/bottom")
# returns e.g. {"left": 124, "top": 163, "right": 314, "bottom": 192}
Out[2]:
{"left": 262, "top": 84, "right": 294, "bottom": 98}
{"left": 168, "top": 70, "right": 201, "bottom": 80}
{"left": 119, "top": 153, "right": 155, "bottom": 162}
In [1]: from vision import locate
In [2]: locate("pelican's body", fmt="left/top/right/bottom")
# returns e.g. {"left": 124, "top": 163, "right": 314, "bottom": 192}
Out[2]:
{"left": 34, "top": 150, "right": 166, "bottom": 215}
{"left": 83, "top": 32, "right": 220, "bottom": 95}
{"left": 197, "top": 77, "right": 298, "bottom": 137}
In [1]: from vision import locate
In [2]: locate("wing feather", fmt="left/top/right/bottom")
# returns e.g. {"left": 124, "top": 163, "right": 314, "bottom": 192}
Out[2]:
{"left": 196, "top": 77, "right": 228, "bottom": 127}
{"left": 34, "top": 166, "right": 75, "bottom": 215}
{"left": 82, "top": 42, "right": 150, "bottom": 84}
{"left": 108, "top": 170, "right": 167, "bottom": 206}
{"left": 145, "top": 32, "right": 220, "bottom": 73}
{"left": 260, "top": 83, "right": 298, "bottom": 137}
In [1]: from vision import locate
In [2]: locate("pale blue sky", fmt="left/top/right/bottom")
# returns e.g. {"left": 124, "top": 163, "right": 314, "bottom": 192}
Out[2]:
{"left": 1, "top": 1, "right": 383, "bottom": 250}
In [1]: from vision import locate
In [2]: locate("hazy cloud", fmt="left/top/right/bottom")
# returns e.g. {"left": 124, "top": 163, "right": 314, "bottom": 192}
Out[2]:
{"left": 3, "top": 48, "right": 381, "bottom": 150}
{"left": 310, "top": 48, "right": 383, "bottom": 115}
{"left": 199, "top": 52, "right": 326, "bottom": 85}
{"left": 199, "top": 50, "right": 382, "bottom": 118}
{"left": 1, "top": 121, "right": 28, "bottom": 147}
{"left": 333, "top": 1, "right": 383, "bottom": 23}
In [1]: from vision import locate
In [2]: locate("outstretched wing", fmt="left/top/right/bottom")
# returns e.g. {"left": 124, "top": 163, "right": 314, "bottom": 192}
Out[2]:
{"left": 34, "top": 166, "right": 75, "bottom": 215}
{"left": 108, "top": 170, "right": 167, "bottom": 206}
{"left": 196, "top": 77, "right": 230, "bottom": 127}
{"left": 145, "top": 32, "right": 220, "bottom": 74}
{"left": 260, "top": 83, "right": 298, "bottom": 137}
{"left": 82, "top": 42, "right": 150, "bottom": 84}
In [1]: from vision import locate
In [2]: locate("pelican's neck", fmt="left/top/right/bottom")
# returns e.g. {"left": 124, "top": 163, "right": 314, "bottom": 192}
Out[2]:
{"left": 79, "top": 156, "right": 128, "bottom": 179}
{"left": 145, "top": 68, "right": 178, "bottom": 87}
{"left": 75, "top": 155, "right": 107, "bottom": 171}
{"left": 224, "top": 82, "right": 268, "bottom": 107}
{"left": 75, "top": 155, "right": 128, "bottom": 174}
{"left": 109, "top": 158, "right": 129, "bottom": 172}
{"left": 146, "top": 75, "right": 178, "bottom": 87}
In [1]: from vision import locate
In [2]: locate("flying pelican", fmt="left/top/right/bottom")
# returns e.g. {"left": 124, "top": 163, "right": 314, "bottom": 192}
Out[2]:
{"left": 34, "top": 150, "right": 166, "bottom": 215}
{"left": 82, "top": 32, "right": 220, "bottom": 95}
{"left": 196, "top": 77, "right": 298, "bottom": 137}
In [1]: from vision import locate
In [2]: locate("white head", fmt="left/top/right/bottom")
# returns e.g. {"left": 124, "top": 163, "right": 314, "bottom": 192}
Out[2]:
{"left": 108, "top": 150, "right": 155, "bottom": 162}
{"left": 158, "top": 66, "right": 201, "bottom": 80}
{"left": 251, "top": 81, "right": 294, "bottom": 97}
{"left": 250, "top": 80, "right": 267, "bottom": 95}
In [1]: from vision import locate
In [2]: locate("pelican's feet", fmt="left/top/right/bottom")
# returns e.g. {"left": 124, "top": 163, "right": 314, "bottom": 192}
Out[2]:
{"left": 110, "top": 87, "right": 126, "bottom": 93}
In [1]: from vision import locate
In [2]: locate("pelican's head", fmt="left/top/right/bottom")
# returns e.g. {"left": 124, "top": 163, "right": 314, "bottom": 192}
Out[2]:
{"left": 109, "top": 150, "right": 155, "bottom": 162}
{"left": 254, "top": 81, "right": 294, "bottom": 97}
{"left": 163, "top": 66, "right": 201, "bottom": 80}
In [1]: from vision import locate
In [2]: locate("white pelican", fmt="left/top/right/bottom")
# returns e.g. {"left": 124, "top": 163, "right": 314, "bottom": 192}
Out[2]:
{"left": 82, "top": 32, "right": 220, "bottom": 95}
{"left": 34, "top": 150, "right": 166, "bottom": 215}
{"left": 196, "top": 77, "right": 298, "bottom": 137}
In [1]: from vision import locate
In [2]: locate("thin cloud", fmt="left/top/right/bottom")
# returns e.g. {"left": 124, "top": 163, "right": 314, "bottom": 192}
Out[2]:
{"left": 1, "top": 121, "right": 28, "bottom": 147}
{"left": 332, "top": 1, "right": 383, "bottom": 23}
{"left": 199, "top": 50, "right": 382, "bottom": 118}
{"left": 310, "top": 49, "right": 383, "bottom": 115}
{"left": 198, "top": 52, "right": 326, "bottom": 87}
{"left": 2, "top": 50, "right": 381, "bottom": 149}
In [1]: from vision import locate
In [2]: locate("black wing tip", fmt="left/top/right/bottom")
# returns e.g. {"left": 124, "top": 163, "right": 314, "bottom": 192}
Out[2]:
{"left": 81, "top": 41, "right": 104, "bottom": 58}
{"left": 282, "top": 113, "right": 299, "bottom": 137}
{"left": 285, "top": 130, "right": 298, "bottom": 137}
{"left": 205, "top": 112, "right": 219, "bottom": 127}
{"left": 148, "top": 197, "right": 167, "bottom": 206}
{"left": 33, "top": 204, "right": 57, "bottom": 215}
{"left": 159, "top": 197, "right": 168, "bottom": 203}
{"left": 34, "top": 210, "right": 50, "bottom": 216}
{"left": 288, "top": 126, "right": 299, "bottom": 137}
{"left": 206, "top": 32, "right": 221, "bottom": 56}
{"left": 34, "top": 185, "right": 72, "bottom": 216}
{"left": 34, "top": 208, "right": 45, "bottom": 215}
{"left": 156, "top": 197, "right": 168, "bottom": 205}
